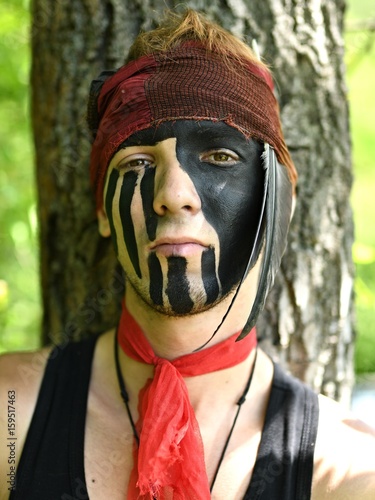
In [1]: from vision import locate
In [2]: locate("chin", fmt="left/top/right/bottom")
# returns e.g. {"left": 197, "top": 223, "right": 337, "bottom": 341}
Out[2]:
{"left": 127, "top": 276, "right": 238, "bottom": 318}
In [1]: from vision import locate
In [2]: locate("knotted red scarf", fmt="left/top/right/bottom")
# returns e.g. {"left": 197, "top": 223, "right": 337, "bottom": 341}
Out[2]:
{"left": 117, "top": 303, "right": 257, "bottom": 499}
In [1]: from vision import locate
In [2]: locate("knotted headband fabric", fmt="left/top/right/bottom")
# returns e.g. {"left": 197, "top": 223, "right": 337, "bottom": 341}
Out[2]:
{"left": 118, "top": 302, "right": 257, "bottom": 499}
{"left": 89, "top": 42, "right": 297, "bottom": 208}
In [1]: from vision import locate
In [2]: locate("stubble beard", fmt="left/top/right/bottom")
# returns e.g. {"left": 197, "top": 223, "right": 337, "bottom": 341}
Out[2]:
{"left": 124, "top": 271, "right": 238, "bottom": 319}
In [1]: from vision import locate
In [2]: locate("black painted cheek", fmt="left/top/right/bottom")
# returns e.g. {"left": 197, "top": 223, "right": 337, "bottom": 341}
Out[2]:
{"left": 105, "top": 169, "right": 120, "bottom": 256}
{"left": 140, "top": 167, "right": 157, "bottom": 241}
{"left": 148, "top": 253, "right": 163, "bottom": 306}
{"left": 201, "top": 248, "right": 220, "bottom": 304}
{"left": 214, "top": 184, "right": 263, "bottom": 295}
{"left": 166, "top": 257, "right": 194, "bottom": 314}
{"left": 119, "top": 170, "right": 142, "bottom": 278}
{"left": 173, "top": 122, "right": 264, "bottom": 295}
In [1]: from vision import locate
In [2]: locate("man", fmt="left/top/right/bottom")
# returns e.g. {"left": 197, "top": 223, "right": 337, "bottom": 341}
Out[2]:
{"left": 1, "top": 9, "right": 374, "bottom": 500}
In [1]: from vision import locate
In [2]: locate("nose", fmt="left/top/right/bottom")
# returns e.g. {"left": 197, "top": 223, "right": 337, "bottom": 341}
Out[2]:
{"left": 153, "top": 141, "right": 201, "bottom": 216}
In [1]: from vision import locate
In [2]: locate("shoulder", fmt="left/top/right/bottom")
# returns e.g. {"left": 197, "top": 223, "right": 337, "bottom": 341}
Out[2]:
{"left": 0, "top": 346, "right": 52, "bottom": 498}
{"left": 0, "top": 346, "right": 52, "bottom": 425}
{"left": 0, "top": 346, "right": 52, "bottom": 388}
{"left": 0, "top": 346, "right": 53, "bottom": 406}
{"left": 312, "top": 394, "right": 375, "bottom": 499}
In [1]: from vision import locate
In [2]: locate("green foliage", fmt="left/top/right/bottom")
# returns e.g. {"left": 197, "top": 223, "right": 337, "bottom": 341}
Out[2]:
{"left": 346, "top": 0, "right": 375, "bottom": 19}
{"left": 0, "top": 0, "right": 374, "bottom": 374}
{"left": 0, "top": 0, "right": 40, "bottom": 353}
{"left": 345, "top": 1, "right": 375, "bottom": 373}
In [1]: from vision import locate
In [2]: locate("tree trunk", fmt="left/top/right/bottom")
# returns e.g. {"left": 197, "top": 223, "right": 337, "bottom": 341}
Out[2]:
{"left": 31, "top": 0, "right": 354, "bottom": 403}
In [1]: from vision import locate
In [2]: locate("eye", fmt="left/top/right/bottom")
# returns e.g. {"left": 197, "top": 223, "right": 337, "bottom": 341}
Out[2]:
{"left": 200, "top": 149, "right": 239, "bottom": 166}
{"left": 117, "top": 154, "right": 155, "bottom": 171}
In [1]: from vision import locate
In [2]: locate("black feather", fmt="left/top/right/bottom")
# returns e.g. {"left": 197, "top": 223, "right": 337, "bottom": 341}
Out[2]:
{"left": 236, "top": 145, "right": 293, "bottom": 341}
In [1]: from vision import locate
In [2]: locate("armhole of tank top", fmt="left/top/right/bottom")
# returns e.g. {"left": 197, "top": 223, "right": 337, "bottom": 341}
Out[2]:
{"left": 9, "top": 343, "right": 65, "bottom": 497}
{"left": 10, "top": 336, "right": 99, "bottom": 499}
{"left": 68, "top": 335, "right": 99, "bottom": 497}
{"left": 244, "top": 362, "right": 319, "bottom": 500}
{"left": 295, "top": 385, "right": 319, "bottom": 500}
{"left": 243, "top": 358, "right": 278, "bottom": 499}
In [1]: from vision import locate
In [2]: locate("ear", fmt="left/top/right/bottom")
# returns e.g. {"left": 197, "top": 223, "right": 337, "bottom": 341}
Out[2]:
{"left": 97, "top": 208, "right": 111, "bottom": 237}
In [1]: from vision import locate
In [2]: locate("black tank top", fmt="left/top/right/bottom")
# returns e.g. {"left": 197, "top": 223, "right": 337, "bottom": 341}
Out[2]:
{"left": 10, "top": 335, "right": 319, "bottom": 500}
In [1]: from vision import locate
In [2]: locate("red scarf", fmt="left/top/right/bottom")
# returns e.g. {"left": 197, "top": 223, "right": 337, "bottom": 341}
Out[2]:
{"left": 118, "top": 303, "right": 257, "bottom": 499}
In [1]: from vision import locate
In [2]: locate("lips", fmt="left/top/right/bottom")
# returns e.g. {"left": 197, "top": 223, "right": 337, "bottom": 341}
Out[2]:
{"left": 150, "top": 238, "right": 208, "bottom": 257}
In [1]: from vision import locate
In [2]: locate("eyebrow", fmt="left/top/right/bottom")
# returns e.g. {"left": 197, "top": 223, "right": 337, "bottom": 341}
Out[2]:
{"left": 119, "top": 140, "right": 161, "bottom": 148}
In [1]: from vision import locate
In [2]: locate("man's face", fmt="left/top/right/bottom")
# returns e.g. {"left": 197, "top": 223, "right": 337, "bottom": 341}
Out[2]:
{"left": 103, "top": 120, "right": 264, "bottom": 316}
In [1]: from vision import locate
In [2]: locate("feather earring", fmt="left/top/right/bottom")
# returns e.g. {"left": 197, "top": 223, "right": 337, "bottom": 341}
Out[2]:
{"left": 237, "top": 145, "right": 293, "bottom": 341}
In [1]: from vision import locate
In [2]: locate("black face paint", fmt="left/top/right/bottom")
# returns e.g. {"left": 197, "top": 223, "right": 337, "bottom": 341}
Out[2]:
{"left": 105, "top": 169, "right": 120, "bottom": 256}
{"left": 109, "top": 120, "right": 264, "bottom": 314}
{"left": 148, "top": 253, "right": 163, "bottom": 306}
{"left": 166, "top": 257, "right": 194, "bottom": 314}
{"left": 175, "top": 122, "right": 264, "bottom": 295}
{"left": 124, "top": 121, "right": 264, "bottom": 296}
{"left": 140, "top": 167, "right": 157, "bottom": 241}
{"left": 201, "top": 247, "right": 220, "bottom": 304}
{"left": 119, "top": 170, "right": 142, "bottom": 279}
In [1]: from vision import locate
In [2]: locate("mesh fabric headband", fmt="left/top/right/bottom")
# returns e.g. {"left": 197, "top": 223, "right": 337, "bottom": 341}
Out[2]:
{"left": 89, "top": 42, "right": 297, "bottom": 207}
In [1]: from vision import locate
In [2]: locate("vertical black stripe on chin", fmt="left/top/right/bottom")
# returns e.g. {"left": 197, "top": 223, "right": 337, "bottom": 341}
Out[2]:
{"left": 166, "top": 257, "right": 194, "bottom": 314}
{"left": 105, "top": 169, "right": 120, "bottom": 256}
{"left": 202, "top": 248, "right": 220, "bottom": 305}
{"left": 140, "top": 167, "right": 157, "bottom": 241}
{"left": 119, "top": 170, "right": 142, "bottom": 278}
{"left": 148, "top": 253, "right": 163, "bottom": 306}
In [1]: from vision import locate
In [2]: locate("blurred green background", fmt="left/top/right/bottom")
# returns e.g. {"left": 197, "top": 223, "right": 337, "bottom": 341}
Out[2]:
{"left": 0, "top": 0, "right": 374, "bottom": 374}
{"left": 0, "top": 0, "right": 40, "bottom": 352}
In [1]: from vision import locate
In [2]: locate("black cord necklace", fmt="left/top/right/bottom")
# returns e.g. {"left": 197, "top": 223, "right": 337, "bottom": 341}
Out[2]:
{"left": 114, "top": 329, "right": 257, "bottom": 494}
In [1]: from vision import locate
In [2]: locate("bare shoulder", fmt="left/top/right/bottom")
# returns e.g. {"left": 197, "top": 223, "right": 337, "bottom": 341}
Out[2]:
{"left": 0, "top": 346, "right": 53, "bottom": 408}
{"left": 0, "top": 346, "right": 52, "bottom": 499}
{"left": 312, "top": 394, "right": 375, "bottom": 500}
{"left": 0, "top": 344, "right": 52, "bottom": 379}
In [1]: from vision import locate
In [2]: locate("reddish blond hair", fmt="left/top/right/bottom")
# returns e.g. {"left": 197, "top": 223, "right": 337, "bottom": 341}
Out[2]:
{"left": 126, "top": 9, "right": 268, "bottom": 72}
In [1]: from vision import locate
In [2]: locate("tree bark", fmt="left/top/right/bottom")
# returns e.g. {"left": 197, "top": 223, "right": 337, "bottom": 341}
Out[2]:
{"left": 31, "top": 0, "right": 354, "bottom": 403}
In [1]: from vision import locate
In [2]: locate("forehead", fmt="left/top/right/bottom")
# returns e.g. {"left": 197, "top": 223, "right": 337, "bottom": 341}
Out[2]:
{"left": 119, "top": 120, "right": 261, "bottom": 151}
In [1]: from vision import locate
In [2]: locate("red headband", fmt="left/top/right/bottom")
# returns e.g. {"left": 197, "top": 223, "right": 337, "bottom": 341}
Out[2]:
{"left": 90, "top": 42, "right": 297, "bottom": 208}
